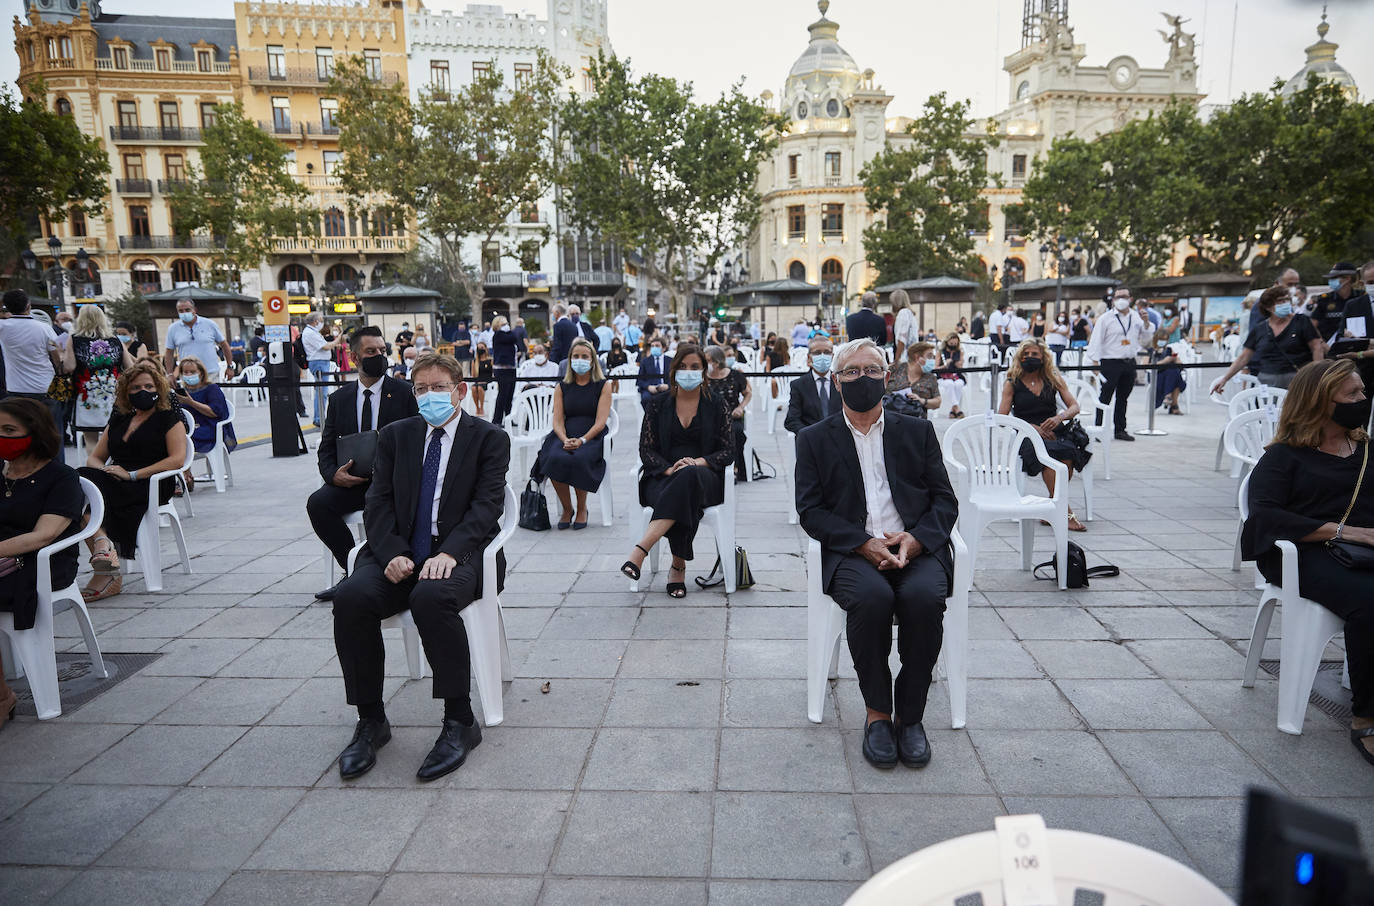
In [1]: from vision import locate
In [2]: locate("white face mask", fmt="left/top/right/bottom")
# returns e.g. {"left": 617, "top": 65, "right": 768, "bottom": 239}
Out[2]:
{"left": 1114, "top": 298, "right": 1131, "bottom": 311}
{"left": 533, "top": 354, "right": 547, "bottom": 365}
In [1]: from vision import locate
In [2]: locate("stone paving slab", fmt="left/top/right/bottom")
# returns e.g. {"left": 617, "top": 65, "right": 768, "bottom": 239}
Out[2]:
{"left": 0, "top": 388, "right": 1366, "bottom": 904}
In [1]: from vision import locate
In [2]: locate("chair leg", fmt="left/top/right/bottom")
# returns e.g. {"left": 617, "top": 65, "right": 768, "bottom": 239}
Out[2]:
{"left": 1276, "top": 606, "right": 1329, "bottom": 735}
{"left": 599, "top": 480, "right": 614, "bottom": 528}
{"left": 1243, "top": 596, "right": 1277, "bottom": 688}
{"left": 1019, "top": 519, "right": 1037, "bottom": 572}
{"left": 1214, "top": 434, "right": 1227, "bottom": 471}
{"left": 61, "top": 591, "right": 108, "bottom": 679}
{"left": 806, "top": 600, "right": 839, "bottom": 724}
{"left": 630, "top": 507, "right": 648, "bottom": 592}
{"left": 1232, "top": 521, "right": 1244, "bottom": 572}
{"left": 209, "top": 446, "right": 227, "bottom": 493}
{"left": 1343, "top": 657, "right": 1352, "bottom": 691}
{"left": 1051, "top": 518, "right": 1069, "bottom": 590}
{"left": 325, "top": 542, "right": 336, "bottom": 585}
{"left": 1101, "top": 437, "right": 1112, "bottom": 480}
{"left": 498, "top": 606, "right": 513, "bottom": 683}
{"left": 463, "top": 597, "right": 505, "bottom": 727}
{"left": 943, "top": 589, "right": 969, "bottom": 730}
{"left": 11, "top": 607, "right": 61, "bottom": 720}
{"left": 166, "top": 510, "right": 192, "bottom": 575}
{"left": 136, "top": 514, "right": 164, "bottom": 592}
{"left": 1080, "top": 460, "right": 1094, "bottom": 521}
{"left": 401, "top": 621, "right": 424, "bottom": 681}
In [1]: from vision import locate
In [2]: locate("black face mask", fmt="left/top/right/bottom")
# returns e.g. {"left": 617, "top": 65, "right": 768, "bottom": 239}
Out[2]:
{"left": 359, "top": 354, "right": 388, "bottom": 379}
{"left": 838, "top": 375, "right": 885, "bottom": 412}
{"left": 1331, "top": 398, "right": 1372, "bottom": 430}
{"left": 130, "top": 389, "right": 158, "bottom": 411}
{"left": 1021, "top": 357, "right": 1044, "bottom": 373}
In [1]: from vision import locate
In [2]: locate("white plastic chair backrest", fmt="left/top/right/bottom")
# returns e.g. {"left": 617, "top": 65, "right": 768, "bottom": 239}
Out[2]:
{"left": 789, "top": 347, "right": 810, "bottom": 367}
{"left": 180, "top": 408, "right": 195, "bottom": 435}
{"left": 943, "top": 414, "right": 1046, "bottom": 494}
{"left": 1222, "top": 333, "right": 1243, "bottom": 358}
{"left": 610, "top": 363, "right": 638, "bottom": 379}
{"left": 772, "top": 368, "right": 806, "bottom": 400}
{"left": 1064, "top": 377, "right": 1107, "bottom": 414}
{"left": 495, "top": 483, "right": 518, "bottom": 546}
{"left": 1238, "top": 470, "right": 1251, "bottom": 521}
{"left": 1223, "top": 408, "right": 1277, "bottom": 468}
{"left": 38, "top": 477, "right": 105, "bottom": 600}
{"left": 1227, "top": 385, "right": 1286, "bottom": 423}
{"left": 1211, "top": 373, "right": 1262, "bottom": 406}
{"left": 605, "top": 407, "right": 619, "bottom": 451}
{"left": 241, "top": 363, "right": 265, "bottom": 384}
{"left": 514, "top": 386, "right": 556, "bottom": 436}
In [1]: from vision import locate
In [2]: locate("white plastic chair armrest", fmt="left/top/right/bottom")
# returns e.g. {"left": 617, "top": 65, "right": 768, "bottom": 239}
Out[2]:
{"left": 806, "top": 537, "right": 822, "bottom": 575}
{"left": 943, "top": 457, "right": 970, "bottom": 503}
{"left": 1275, "top": 539, "right": 1300, "bottom": 593}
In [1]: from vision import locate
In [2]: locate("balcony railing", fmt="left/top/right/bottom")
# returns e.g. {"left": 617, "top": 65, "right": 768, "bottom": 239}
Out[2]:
{"left": 114, "top": 179, "right": 152, "bottom": 194}
{"left": 108, "top": 125, "right": 202, "bottom": 143}
{"left": 246, "top": 66, "right": 400, "bottom": 88}
{"left": 30, "top": 237, "right": 102, "bottom": 255}
{"left": 271, "top": 236, "right": 410, "bottom": 254}
{"left": 157, "top": 179, "right": 194, "bottom": 193}
{"left": 96, "top": 57, "right": 232, "bottom": 74}
{"left": 119, "top": 235, "right": 223, "bottom": 251}
{"left": 259, "top": 119, "right": 296, "bottom": 136}
{"left": 301, "top": 120, "right": 340, "bottom": 137}
{"left": 565, "top": 270, "right": 624, "bottom": 287}
{"left": 483, "top": 272, "right": 525, "bottom": 286}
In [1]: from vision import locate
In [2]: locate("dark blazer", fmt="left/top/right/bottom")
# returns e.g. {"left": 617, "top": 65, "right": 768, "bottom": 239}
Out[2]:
{"left": 784, "top": 371, "right": 843, "bottom": 434}
{"left": 846, "top": 309, "right": 888, "bottom": 346}
{"left": 551, "top": 318, "right": 578, "bottom": 362}
{"left": 1341, "top": 294, "right": 1374, "bottom": 338}
{"left": 317, "top": 375, "right": 419, "bottom": 483}
{"left": 579, "top": 320, "right": 599, "bottom": 345}
{"left": 794, "top": 412, "right": 958, "bottom": 592}
{"left": 637, "top": 391, "right": 734, "bottom": 506}
{"left": 363, "top": 412, "right": 511, "bottom": 589}
{"left": 637, "top": 354, "right": 668, "bottom": 404}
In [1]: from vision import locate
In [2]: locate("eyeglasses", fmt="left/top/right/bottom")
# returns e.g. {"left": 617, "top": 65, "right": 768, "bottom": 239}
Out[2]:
{"left": 412, "top": 383, "right": 456, "bottom": 396}
{"left": 835, "top": 365, "right": 887, "bottom": 381}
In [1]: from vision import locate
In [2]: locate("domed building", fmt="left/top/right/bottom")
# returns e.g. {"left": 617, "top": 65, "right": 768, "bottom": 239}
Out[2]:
{"left": 1281, "top": 9, "right": 1358, "bottom": 100}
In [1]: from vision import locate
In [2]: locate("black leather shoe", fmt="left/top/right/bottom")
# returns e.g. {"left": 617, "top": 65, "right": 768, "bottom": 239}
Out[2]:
{"left": 1114, "top": 430, "right": 1136, "bottom": 442}
{"left": 338, "top": 717, "right": 391, "bottom": 780}
{"left": 416, "top": 718, "right": 482, "bottom": 782}
{"left": 315, "top": 584, "right": 338, "bottom": 601}
{"left": 862, "top": 719, "right": 899, "bottom": 769}
{"left": 896, "top": 721, "right": 932, "bottom": 768}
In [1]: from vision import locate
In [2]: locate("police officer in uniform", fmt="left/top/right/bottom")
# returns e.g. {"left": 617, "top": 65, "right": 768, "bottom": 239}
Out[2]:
{"left": 1312, "top": 262, "right": 1359, "bottom": 343}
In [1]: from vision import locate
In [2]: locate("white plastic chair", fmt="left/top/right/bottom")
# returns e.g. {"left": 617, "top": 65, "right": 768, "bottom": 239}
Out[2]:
{"left": 0, "top": 478, "right": 108, "bottom": 720}
{"left": 784, "top": 430, "right": 799, "bottom": 525}
{"left": 508, "top": 386, "right": 556, "bottom": 478}
{"left": 609, "top": 363, "right": 642, "bottom": 424}
{"left": 805, "top": 530, "right": 972, "bottom": 727}
{"left": 629, "top": 463, "right": 738, "bottom": 593}
{"left": 596, "top": 408, "right": 619, "bottom": 527}
{"left": 1238, "top": 473, "right": 1346, "bottom": 735}
{"left": 1214, "top": 385, "right": 1285, "bottom": 474}
{"left": 767, "top": 369, "right": 805, "bottom": 434}
{"left": 789, "top": 346, "right": 810, "bottom": 368}
{"left": 230, "top": 363, "right": 267, "bottom": 408}
{"left": 1225, "top": 410, "right": 1279, "bottom": 570}
{"left": 324, "top": 508, "right": 365, "bottom": 585}
{"left": 1220, "top": 332, "right": 1243, "bottom": 362}
{"left": 121, "top": 425, "right": 194, "bottom": 592}
{"left": 1063, "top": 376, "right": 1113, "bottom": 481}
{"left": 942, "top": 415, "right": 1069, "bottom": 589}
{"left": 345, "top": 484, "right": 518, "bottom": 726}
{"left": 192, "top": 397, "right": 235, "bottom": 493}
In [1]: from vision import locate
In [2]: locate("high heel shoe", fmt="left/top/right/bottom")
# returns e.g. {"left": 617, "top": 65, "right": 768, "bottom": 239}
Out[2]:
{"left": 667, "top": 565, "right": 687, "bottom": 599}
{"left": 621, "top": 544, "right": 650, "bottom": 581}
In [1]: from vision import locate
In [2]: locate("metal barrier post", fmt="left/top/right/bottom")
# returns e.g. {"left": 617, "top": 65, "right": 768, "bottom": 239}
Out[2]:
{"left": 1135, "top": 365, "right": 1168, "bottom": 437}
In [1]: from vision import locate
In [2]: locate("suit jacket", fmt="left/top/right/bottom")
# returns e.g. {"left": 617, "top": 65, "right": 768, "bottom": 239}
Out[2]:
{"left": 317, "top": 375, "right": 419, "bottom": 483}
{"left": 794, "top": 411, "right": 958, "bottom": 592}
{"left": 637, "top": 391, "right": 734, "bottom": 506}
{"left": 579, "top": 321, "right": 599, "bottom": 345}
{"left": 846, "top": 309, "right": 888, "bottom": 346}
{"left": 363, "top": 412, "right": 511, "bottom": 589}
{"left": 551, "top": 318, "right": 578, "bottom": 362}
{"left": 784, "top": 371, "right": 842, "bottom": 435}
{"left": 636, "top": 355, "right": 668, "bottom": 404}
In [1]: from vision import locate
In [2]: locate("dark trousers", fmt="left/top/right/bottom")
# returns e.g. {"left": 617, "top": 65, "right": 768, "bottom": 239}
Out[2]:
{"left": 731, "top": 420, "right": 748, "bottom": 480}
{"left": 493, "top": 368, "right": 517, "bottom": 426}
{"left": 307, "top": 483, "right": 370, "bottom": 569}
{"left": 333, "top": 548, "right": 478, "bottom": 708}
{"left": 828, "top": 553, "right": 947, "bottom": 724}
{"left": 1096, "top": 358, "right": 1136, "bottom": 433}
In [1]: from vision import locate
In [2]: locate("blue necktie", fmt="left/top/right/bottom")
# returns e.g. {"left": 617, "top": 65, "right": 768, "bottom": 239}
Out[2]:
{"left": 411, "top": 429, "right": 443, "bottom": 563}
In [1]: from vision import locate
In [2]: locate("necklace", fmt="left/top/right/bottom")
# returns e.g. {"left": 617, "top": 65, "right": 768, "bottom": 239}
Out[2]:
{"left": 3, "top": 459, "right": 40, "bottom": 496}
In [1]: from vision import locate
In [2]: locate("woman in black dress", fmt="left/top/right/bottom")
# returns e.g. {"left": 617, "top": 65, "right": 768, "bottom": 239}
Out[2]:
{"left": 77, "top": 361, "right": 188, "bottom": 600}
{"left": 472, "top": 343, "right": 494, "bottom": 416}
{"left": 537, "top": 338, "right": 613, "bottom": 529}
{"left": 0, "top": 397, "right": 87, "bottom": 729}
{"left": 705, "top": 345, "right": 752, "bottom": 481}
{"left": 998, "top": 339, "right": 1088, "bottom": 532}
{"left": 765, "top": 336, "right": 789, "bottom": 399}
{"left": 1242, "top": 359, "right": 1374, "bottom": 766}
{"left": 620, "top": 344, "right": 734, "bottom": 598}
{"left": 1211, "top": 285, "right": 1325, "bottom": 392}
{"left": 606, "top": 338, "right": 629, "bottom": 371}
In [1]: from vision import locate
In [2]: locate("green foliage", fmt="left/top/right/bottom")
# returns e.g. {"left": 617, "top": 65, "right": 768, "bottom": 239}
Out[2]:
{"left": 332, "top": 51, "right": 565, "bottom": 321}
{"left": 166, "top": 102, "right": 315, "bottom": 276}
{"left": 106, "top": 285, "right": 155, "bottom": 352}
{"left": 860, "top": 93, "right": 998, "bottom": 286}
{"left": 394, "top": 244, "right": 474, "bottom": 321}
{"left": 559, "top": 52, "right": 783, "bottom": 319}
{"left": 0, "top": 82, "right": 108, "bottom": 263}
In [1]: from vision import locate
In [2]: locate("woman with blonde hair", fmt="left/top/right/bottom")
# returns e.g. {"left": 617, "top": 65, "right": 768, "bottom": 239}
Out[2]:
{"left": 998, "top": 338, "right": 1089, "bottom": 532}
{"left": 63, "top": 304, "right": 133, "bottom": 448}
{"left": 1242, "top": 358, "right": 1373, "bottom": 766}
{"left": 535, "top": 337, "right": 612, "bottom": 529}
{"left": 76, "top": 361, "right": 188, "bottom": 599}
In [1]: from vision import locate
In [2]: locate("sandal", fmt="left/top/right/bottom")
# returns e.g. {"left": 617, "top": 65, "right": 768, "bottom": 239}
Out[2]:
{"left": 621, "top": 544, "right": 650, "bottom": 581}
{"left": 1168, "top": 405, "right": 1182, "bottom": 415}
{"left": 667, "top": 564, "right": 687, "bottom": 599}
{"left": 81, "top": 572, "right": 122, "bottom": 601}
{"left": 89, "top": 538, "right": 118, "bottom": 570}
{"left": 1068, "top": 512, "right": 1087, "bottom": 533}
{"left": 1352, "top": 726, "right": 1374, "bottom": 766}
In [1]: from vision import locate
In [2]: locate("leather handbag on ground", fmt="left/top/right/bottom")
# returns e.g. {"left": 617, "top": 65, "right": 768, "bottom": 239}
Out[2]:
{"left": 517, "top": 479, "right": 551, "bottom": 532}
{"left": 695, "top": 546, "right": 755, "bottom": 590}
{"left": 1033, "top": 541, "right": 1119, "bottom": 589}
{"left": 1327, "top": 441, "right": 1374, "bottom": 569}
{"left": 336, "top": 430, "right": 379, "bottom": 479}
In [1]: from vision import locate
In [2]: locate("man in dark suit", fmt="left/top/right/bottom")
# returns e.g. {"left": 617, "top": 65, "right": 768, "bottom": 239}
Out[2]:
{"left": 846, "top": 291, "right": 888, "bottom": 347}
{"left": 784, "top": 337, "right": 842, "bottom": 434}
{"left": 550, "top": 303, "right": 577, "bottom": 363}
{"left": 794, "top": 337, "right": 958, "bottom": 771}
{"left": 309, "top": 327, "right": 419, "bottom": 600}
{"left": 569, "top": 304, "right": 599, "bottom": 345}
{"left": 1337, "top": 261, "right": 1374, "bottom": 391}
{"left": 637, "top": 335, "right": 670, "bottom": 405}
{"left": 332, "top": 352, "right": 511, "bottom": 782}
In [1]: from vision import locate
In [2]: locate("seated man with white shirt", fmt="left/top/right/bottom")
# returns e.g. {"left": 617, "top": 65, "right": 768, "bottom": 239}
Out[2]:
{"left": 784, "top": 336, "right": 842, "bottom": 434}
{"left": 794, "top": 338, "right": 959, "bottom": 770}
{"left": 516, "top": 343, "right": 560, "bottom": 390}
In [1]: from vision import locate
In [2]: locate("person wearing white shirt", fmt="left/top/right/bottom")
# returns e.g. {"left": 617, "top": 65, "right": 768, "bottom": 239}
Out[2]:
{"left": 517, "top": 343, "right": 560, "bottom": 389}
{"left": 0, "top": 290, "right": 63, "bottom": 432}
{"left": 1085, "top": 288, "right": 1152, "bottom": 440}
{"left": 1046, "top": 311, "right": 1071, "bottom": 363}
{"left": 1008, "top": 311, "right": 1030, "bottom": 343}
{"left": 612, "top": 308, "right": 630, "bottom": 339}
{"left": 301, "top": 313, "right": 340, "bottom": 427}
{"left": 987, "top": 303, "right": 1012, "bottom": 356}
{"left": 891, "top": 289, "right": 920, "bottom": 363}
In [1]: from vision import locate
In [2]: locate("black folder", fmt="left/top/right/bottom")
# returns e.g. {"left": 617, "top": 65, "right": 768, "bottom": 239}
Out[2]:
{"left": 336, "top": 430, "right": 379, "bottom": 479}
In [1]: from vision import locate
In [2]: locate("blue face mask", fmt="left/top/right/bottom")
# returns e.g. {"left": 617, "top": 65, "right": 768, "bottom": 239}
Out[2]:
{"left": 921, "top": 360, "right": 936, "bottom": 374}
{"left": 179, "top": 311, "right": 195, "bottom": 324}
{"left": 418, "top": 391, "right": 456, "bottom": 426}
{"left": 1329, "top": 278, "right": 1344, "bottom": 291}
{"left": 650, "top": 346, "right": 664, "bottom": 358}
{"left": 181, "top": 374, "right": 201, "bottom": 387}
{"left": 570, "top": 359, "right": 592, "bottom": 375}
{"left": 117, "top": 334, "right": 132, "bottom": 344}
{"left": 674, "top": 369, "right": 703, "bottom": 391}
{"left": 811, "top": 354, "right": 832, "bottom": 374}
{"left": 1274, "top": 302, "right": 1294, "bottom": 318}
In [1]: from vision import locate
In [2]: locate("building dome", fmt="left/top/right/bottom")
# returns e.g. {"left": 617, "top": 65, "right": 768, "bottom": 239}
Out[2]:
{"left": 785, "top": 1, "right": 862, "bottom": 102}
{"left": 1282, "top": 10, "right": 1358, "bottom": 99}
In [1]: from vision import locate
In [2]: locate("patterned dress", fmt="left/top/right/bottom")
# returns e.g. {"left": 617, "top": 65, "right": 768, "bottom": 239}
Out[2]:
{"left": 72, "top": 335, "right": 123, "bottom": 429}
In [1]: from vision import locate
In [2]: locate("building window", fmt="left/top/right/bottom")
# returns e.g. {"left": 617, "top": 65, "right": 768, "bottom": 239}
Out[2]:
{"left": 69, "top": 208, "right": 86, "bottom": 238}
{"left": 1011, "top": 154, "right": 1027, "bottom": 180}
{"left": 482, "top": 242, "right": 501, "bottom": 274}
{"left": 282, "top": 150, "right": 297, "bottom": 176}
{"left": 131, "top": 261, "right": 160, "bottom": 293}
{"left": 824, "top": 151, "right": 841, "bottom": 179}
{"left": 322, "top": 150, "right": 341, "bottom": 175}
{"left": 1003, "top": 207, "right": 1023, "bottom": 240}
{"left": 581, "top": 68, "right": 593, "bottom": 93}
{"left": 374, "top": 210, "right": 394, "bottom": 236}
{"left": 821, "top": 203, "right": 843, "bottom": 237}
{"left": 196, "top": 50, "right": 211, "bottom": 72}
{"left": 788, "top": 154, "right": 799, "bottom": 180}
{"left": 165, "top": 154, "right": 186, "bottom": 182}
{"left": 171, "top": 259, "right": 200, "bottom": 285}
{"left": 271, "top": 97, "right": 291, "bottom": 132}
{"left": 362, "top": 49, "right": 381, "bottom": 80}
{"left": 821, "top": 257, "right": 843, "bottom": 286}
{"left": 155, "top": 49, "right": 170, "bottom": 71}
{"left": 315, "top": 47, "right": 334, "bottom": 81}
{"left": 788, "top": 260, "right": 806, "bottom": 282}
{"left": 319, "top": 98, "right": 339, "bottom": 133}
{"left": 514, "top": 62, "right": 533, "bottom": 89}
{"left": 47, "top": 37, "right": 72, "bottom": 60}
{"left": 323, "top": 207, "right": 345, "bottom": 237}
{"left": 200, "top": 103, "right": 218, "bottom": 129}
{"left": 430, "top": 60, "right": 449, "bottom": 93}
{"left": 472, "top": 60, "right": 491, "bottom": 81}
{"left": 267, "top": 44, "right": 285, "bottom": 79}
{"left": 111, "top": 46, "right": 127, "bottom": 68}
{"left": 159, "top": 102, "right": 180, "bottom": 136}
{"left": 826, "top": 98, "right": 840, "bottom": 117}
{"left": 117, "top": 101, "right": 138, "bottom": 130}
{"left": 128, "top": 205, "right": 150, "bottom": 237}
{"left": 279, "top": 263, "right": 313, "bottom": 296}
{"left": 787, "top": 205, "right": 805, "bottom": 240}
{"left": 123, "top": 154, "right": 144, "bottom": 180}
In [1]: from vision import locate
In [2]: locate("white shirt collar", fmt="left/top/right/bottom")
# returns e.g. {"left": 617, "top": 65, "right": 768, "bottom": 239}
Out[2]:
{"left": 842, "top": 407, "right": 884, "bottom": 438}
{"left": 425, "top": 413, "right": 461, "bottom": 444}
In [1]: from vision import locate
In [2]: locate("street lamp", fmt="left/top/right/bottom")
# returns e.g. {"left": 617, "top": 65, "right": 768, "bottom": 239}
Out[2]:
{"left": 1039, "top": 236, "right": 1083, "bottom": 311}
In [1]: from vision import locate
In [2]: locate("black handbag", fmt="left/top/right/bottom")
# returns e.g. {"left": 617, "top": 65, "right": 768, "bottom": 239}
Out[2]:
{"left": 1328, "top": 442, "right": 1374, "bottom": 569}
{"left": 1033, "top": 541, "right": 1120, "bottom": 589}
{"left": 1053, "top": 417, "right": 1094, "bottom": 471}
{"left": 695, "top": 546, "right": 755, "bottom": 590}
{"left": 517, "top": 479, "right": 551, "bottom": 532}
{"left": 881, "top": 392, "right": 927, "bottom": 420}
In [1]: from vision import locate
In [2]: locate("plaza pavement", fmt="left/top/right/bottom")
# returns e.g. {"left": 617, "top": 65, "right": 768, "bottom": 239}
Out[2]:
{"left": 0, "top": 374, "right": 1369, "bottom": 906}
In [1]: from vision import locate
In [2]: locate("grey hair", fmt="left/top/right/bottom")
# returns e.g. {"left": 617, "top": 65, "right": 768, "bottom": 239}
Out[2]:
{"left": 568, "top": 304, "right": 581, "bottom": 316}
{"left": 552, "top": 303, "right": 567, "bottom": 316}
{"left": 861, "top": 291, "right": 878, "bottom": 309}
{"left": 890, "top": 288, "right": 911, "bottom": 309}
{"left": 703, "top": 345, "right": 728, "bottom": 368}
{"left": 832, "top": 338, "right": 882, "bottom": 374}
{"left": 807, "top": 335, "right": 833, "bottom": 353}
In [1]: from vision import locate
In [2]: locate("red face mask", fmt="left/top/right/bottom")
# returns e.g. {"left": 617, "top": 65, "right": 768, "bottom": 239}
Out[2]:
{"left": 0, "top": 435, "right": 33, "bottom": 461}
